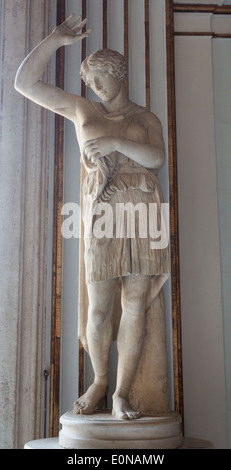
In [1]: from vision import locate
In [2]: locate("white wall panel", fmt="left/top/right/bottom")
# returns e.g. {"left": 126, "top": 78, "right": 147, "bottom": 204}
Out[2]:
{"left": 107, "top": 0, "right": 124, "bottom": 53}
{"left": 174, "top": 12, "right": 213, "bottom": 33}
{"left": 175, "top": 34, "right": 227, "bottom": 448}
{"left": 86, "top": 0, "right": 103, "bottom": 54}
{"left": 86, "top": 0, "right": 103, "bottom": 101}
{"left": 213, "top": 38, "right": 231, "bottom": 449}
{"left": 128, "top": 0, "right": 146, "bottom": 106}
{"left": 174, "top": 0, "right": 221, "bottom": 4}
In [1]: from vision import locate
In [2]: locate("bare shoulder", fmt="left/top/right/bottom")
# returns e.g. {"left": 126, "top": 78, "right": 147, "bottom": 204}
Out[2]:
{"left": 134, "top": 107, "right": 165, "bottom": 148}
{"left": 74, "top": 98, "right": 100, "bottom": 122}
{"left": 141, "top": 110, "right": 163, "bottom": 130}
{"left": 131, "top": 102, "right": 163, "bottom": 129}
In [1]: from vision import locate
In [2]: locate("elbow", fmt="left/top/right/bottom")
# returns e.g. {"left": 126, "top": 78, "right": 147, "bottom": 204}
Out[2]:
{"left": 148, "top": 148, "right": 165, "bottom": 170}
{"left": 14, "top": 67, "right": 30, "bottom": 95}
{"left": 158, "top": 149, "right": 165, "bottom": 169}
{"left": 14, "top": 81, "right": 26, "bottom": 97}
{"left": 14, "top": 76, "right": 33, "bottom": 98}
{"left": 14, "top": 78, "right": 21, "bottom": 93}
{"left": 14, "top": 71, "right": 19, "bottom": 91}
{"left": 14, "top": 70, "right": 24, "bottom": 94}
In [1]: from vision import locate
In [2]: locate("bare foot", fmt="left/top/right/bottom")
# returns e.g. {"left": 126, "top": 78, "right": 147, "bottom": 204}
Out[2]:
{"left": 73, "top": 382, "right": 108, "bottom": 415}
{"left": 112, "top": 393, "right": 140, "bottom": 420}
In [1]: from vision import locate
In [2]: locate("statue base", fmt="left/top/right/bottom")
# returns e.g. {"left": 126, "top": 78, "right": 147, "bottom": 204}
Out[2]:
{"left": 59, "top": 410, "right": 183, "bottom": 449}
{"left": 24, "top": 436, "right": 214, "bottom": 449}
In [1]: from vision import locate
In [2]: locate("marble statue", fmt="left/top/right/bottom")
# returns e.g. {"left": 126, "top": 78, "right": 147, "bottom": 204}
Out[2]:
{"left": 15, "top": 15, "right": 170, "bottom": 421}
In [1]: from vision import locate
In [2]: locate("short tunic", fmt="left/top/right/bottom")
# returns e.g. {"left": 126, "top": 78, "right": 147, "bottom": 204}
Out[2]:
{"left": 81, "top": 101, "right": 170, "bottom": 284}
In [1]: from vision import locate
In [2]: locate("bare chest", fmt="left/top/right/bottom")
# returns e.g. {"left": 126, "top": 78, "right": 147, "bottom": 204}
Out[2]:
{"left": 75, "top": 107, "right": 147, "bottom": 149}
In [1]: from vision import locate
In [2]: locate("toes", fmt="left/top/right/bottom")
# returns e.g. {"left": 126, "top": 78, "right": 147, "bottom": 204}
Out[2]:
{"left": 73, "top": 404, "right": 81, "bottom": 414}
{"left": 73, "top": 400, "right": 85, "bottom": 413}
{"left": 112, "top": 408, "right": 141, "bottom": 420}
{"left": 73, "top": 399, "right": 94, "bottom": 415}
{"left": 112, "top": 408, "right": 127, "bottom": 419}
{"left": 113, "top": 408, "right": 139, "bottom": 420}
{"left": 118, "top": 411, "right": 129, "bottom": 420}
{"left": 125, "top": 410, "right": 140, "bottom": 420}
{"left": 74, "top": 400, "right": 82, "bottom": 409}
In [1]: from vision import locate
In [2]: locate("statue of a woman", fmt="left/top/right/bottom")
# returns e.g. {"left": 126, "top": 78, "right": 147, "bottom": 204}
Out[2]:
{"left": 15, "top": 15, "right": 170, "bottom": 420}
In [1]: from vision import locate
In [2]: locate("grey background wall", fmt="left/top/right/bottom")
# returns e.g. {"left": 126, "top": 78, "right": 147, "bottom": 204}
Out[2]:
{"left": 174, "top": 8, "right": 231, "bottom": 448}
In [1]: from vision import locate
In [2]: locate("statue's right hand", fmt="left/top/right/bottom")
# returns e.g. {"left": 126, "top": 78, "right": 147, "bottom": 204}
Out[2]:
{"left": 53, "top": 14, "right": 93, "bottom": 46}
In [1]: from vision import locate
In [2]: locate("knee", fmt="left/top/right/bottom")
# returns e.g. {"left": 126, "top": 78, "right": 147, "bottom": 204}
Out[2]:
{"left": 121, "top": 275, "right": 151, "bottom": 316}
{"left": 122, "top": 297, "right": 146, "bottom": 317}
{"left": 88, "top": 307, "right": 108, "bottom": 329}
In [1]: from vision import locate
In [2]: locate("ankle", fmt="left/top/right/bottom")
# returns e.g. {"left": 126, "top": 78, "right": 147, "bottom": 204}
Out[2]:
{"left": 113, "top": 386, "right": 129, "bottom": 400}
{"left": 94, "top": 374, "right": 109, "bottom": 387}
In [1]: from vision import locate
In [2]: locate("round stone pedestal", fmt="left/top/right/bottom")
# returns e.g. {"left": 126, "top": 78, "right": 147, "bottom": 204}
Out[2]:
{"left": 24, "top": 436, "right": 214, "bottom": 449}
{"left": 59, "top": 410, "right": 183, "bottom": 449}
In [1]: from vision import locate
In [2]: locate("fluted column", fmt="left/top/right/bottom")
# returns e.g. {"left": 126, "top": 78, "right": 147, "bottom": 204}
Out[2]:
{"left": 0, "top": 0, "right": 56, "bottom": 448}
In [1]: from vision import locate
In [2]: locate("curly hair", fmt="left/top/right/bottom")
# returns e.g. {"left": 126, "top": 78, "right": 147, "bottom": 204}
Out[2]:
{"left": 80, "top": 49, "right": 128, "bottom": 84}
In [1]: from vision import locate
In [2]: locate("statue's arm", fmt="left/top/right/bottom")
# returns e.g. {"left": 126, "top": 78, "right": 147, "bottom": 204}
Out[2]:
{"left": 83, "top": 113, "right": 165, "bottom": 170}
{"left": 117, "top": 113, "right": 165, "bottom": 169}
{"left": 14, "top": 15, "right": 93, "bottom": 122}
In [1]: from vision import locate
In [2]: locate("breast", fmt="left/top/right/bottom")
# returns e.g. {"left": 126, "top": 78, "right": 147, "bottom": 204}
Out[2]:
{"left": 75, "top": 109, "right": 148, "bottom": 147}
{"left": 75, "top": 117, "right": 109, "bottom": 148}
{"left": 80, "top": 116, "right": 122, "bottom": 142}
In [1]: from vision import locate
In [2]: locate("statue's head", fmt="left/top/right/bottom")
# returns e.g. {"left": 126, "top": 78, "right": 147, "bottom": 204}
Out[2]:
{"left": 80, "top": 49, "right": 128, "bottom": 85}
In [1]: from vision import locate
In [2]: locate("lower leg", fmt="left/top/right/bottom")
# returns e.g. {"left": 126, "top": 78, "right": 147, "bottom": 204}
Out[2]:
{"left": 112, "top": 311, "right": 145, "bottom": 419}
{"left": 115, "top": 311, "right": 145, "bottom": 397}
{"left": 74, "top": 278, "right": 118, "bottom": 414}
{"left": 112, "top": 275, "right": 151, "bottom": 419}
{"left": 73, "top": 319, "right": 111, "bottom": 414}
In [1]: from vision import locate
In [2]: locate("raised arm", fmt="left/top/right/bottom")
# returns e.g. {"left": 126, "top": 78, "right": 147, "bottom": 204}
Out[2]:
{"left": 14, "top": 15, "right": 93, "bottom": 121}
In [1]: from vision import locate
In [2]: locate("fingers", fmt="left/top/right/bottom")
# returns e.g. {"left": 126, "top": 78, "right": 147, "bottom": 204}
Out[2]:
{"left": 84, "top": 138, "right": 97, "bottom": 147}
{"left": 83, "top": 140, "right": 97, "bottom": 152}
{"left": 65, "top": 15, "right": 93, "bottom": 40}
{"left": 78, "top": 28, "right": 93, "bottom": 38}
{"left": 65, "top": 14, "right": 90, "bottom": 33}
{"left": 68, "top": 15, "right": 82, "bottom": 28}
{"left": 84, "top": 139, "right": 99, "bottom": 155}
{"left": 84, "top": 143, "right": 102, "bottom": 162}
{"left": 83, "top": 138, "right": 107, "bottom": 162}
{"left": 73, "top": 18, "right": 88, "bottom": 32}
{"left": 87, "top": 150, "right": 102, "bottom": 162}
{"left": 84, "top": 141, "right": 98, "bottom": 155}
{"left": 64, "top": 13, "right": 75, "bottom": 24}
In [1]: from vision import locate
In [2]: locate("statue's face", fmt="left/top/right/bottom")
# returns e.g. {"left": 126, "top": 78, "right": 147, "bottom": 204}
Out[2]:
{"left": 83, "top": 68, "right": 122, "bottom": 102}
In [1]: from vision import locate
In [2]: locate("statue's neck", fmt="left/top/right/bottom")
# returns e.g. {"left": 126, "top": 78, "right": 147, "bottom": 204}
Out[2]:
{"left": 101, "top": 85, "right": 129, "bottom": 114}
